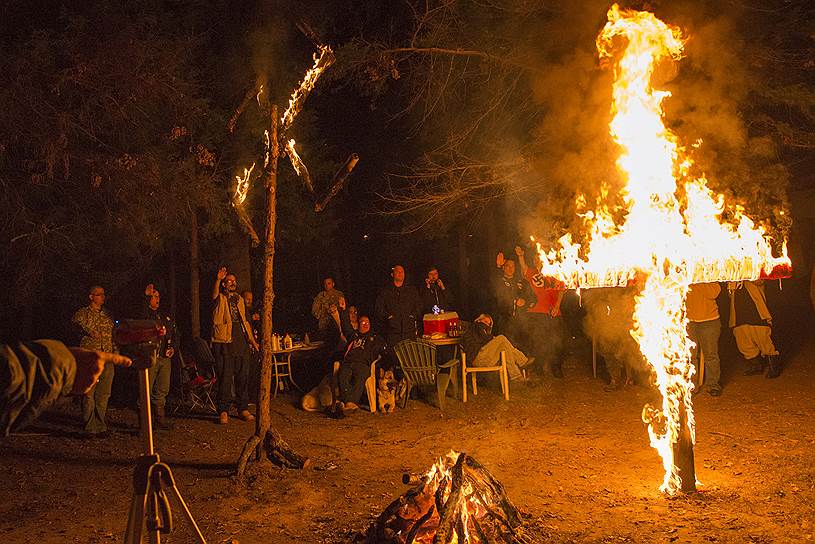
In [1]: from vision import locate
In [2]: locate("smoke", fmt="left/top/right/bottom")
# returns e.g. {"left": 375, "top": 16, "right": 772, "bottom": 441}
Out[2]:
{"left": 518, "top": 0, "right": 789, "bottom": 243}
{"left": 581, "top": 286, "right": 647, "bottom": 374}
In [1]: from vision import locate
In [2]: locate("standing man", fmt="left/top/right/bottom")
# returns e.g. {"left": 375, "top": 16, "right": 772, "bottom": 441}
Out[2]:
{"left": 728, "top": 280, "right": 781, "bottom": 378}
{"left": 241, "top": 290, "right": 261, "bottom": 343}
{"left": 420, "top": 266, "right": 454, "bottom": 315}
{"left": 515, "top": 246, "right": 567, "bottom": 378}
{"left": 493, "top": 252, "right": 533, "bottom": 348}
{"left": 141, "top": 284, "right": 176, "bottom": 428}
{"left": 686, "top": 283, "right": 723, "bottom": 395}
{"left": 311, "top": 277, "right": 345, "bottom": 334}
{"left": 71, "top": 285, "right": 116, "bottom": 437}
{"left": 375, "top": 265, "right": 422, "bottom": 351}
{"left": 211, "top": 267, "right": 259, "bottom": 424}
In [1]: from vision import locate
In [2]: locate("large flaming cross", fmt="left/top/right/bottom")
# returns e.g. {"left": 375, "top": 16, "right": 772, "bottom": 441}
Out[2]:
{"left": 537, "top": 5, "right": 790, "bottom": 495}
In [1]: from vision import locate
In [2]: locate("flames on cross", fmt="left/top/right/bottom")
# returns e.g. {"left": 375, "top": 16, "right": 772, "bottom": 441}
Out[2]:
{"left": 535, "top": 4, "right": 790, "bottom": 495}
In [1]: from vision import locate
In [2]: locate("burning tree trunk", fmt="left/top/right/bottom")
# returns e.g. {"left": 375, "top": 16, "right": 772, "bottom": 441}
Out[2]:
{"left": 367, "top": 452, "right": 529, "bottom": 544}
{"left": 232, "top": 35, "right": 355, "bottom": 478}
{"left": 236, "top": 106, "right": 310, "bottom": 477}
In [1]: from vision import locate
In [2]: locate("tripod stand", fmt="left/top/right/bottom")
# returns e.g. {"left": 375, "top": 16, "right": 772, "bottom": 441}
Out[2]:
{"left": 123, "top": 361, "right": 207, "bottom": 543}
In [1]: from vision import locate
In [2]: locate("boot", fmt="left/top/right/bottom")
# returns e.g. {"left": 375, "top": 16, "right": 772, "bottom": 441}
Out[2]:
{"left": 743, "top": 357, "right": 763, "bottom": 376}
{"left": 153, "top": 406, "right": 174, "bottom": 430}
{"left": 765, "top": 355, "right": 781, "bottom": 379}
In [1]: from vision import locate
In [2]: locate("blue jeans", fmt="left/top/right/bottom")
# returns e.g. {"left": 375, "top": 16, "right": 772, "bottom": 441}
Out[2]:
{"left": 688, "top": 319, "right": 721, "bottom": 390}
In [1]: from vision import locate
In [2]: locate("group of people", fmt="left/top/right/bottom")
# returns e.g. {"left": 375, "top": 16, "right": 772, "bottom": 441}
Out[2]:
{"left": 0, "top": 252, "right": 785, "bottom": 436}
{"left": 306, "top": 249, "right": 783, "bottom": 411}
{"left": 68, "top": 283, "right": 177, "bottom": 437}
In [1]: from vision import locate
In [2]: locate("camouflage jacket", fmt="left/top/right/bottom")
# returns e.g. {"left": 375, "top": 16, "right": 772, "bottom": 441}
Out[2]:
{"left": 72, "top": 306, "right": 115, "bottom": 352}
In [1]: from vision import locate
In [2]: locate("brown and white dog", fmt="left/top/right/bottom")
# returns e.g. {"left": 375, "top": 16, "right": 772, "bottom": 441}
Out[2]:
{"left": 377, "top": 368, "right": 397, "bottom": 413}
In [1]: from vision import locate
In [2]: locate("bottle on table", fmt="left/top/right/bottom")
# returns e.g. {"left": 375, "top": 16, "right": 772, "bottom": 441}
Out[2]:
{"left": 283, "top": 333, "right": 293, "bottom": 350}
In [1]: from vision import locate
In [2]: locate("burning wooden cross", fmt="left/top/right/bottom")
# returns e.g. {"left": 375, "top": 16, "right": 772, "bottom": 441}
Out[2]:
{"left": 230, "top": 42, "right": 360, "bottom": 245}
{"left": 536, "top": 5, "right": 790, "bottom": 495}
{"left": 231, "top": 35, "right": 359, "bottom": 477}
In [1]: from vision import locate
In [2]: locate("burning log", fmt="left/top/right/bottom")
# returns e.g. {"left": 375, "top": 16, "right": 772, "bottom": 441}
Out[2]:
{"left": 314, "top": 153, "right": 359, "bottom": 213}
{"left": 227, "top": 84, "right": 262, "bottom": 133}
{"left": 280, "top": 45, "right": 335, "bottom": 134}
{"left": 366, "top": 452, "right": 529, "bottom": 544}
{"left": 285, "top": 139, "right": 314, "bottom": 194}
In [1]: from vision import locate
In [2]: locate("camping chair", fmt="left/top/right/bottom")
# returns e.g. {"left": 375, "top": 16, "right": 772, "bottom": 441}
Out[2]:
{"left": 331, "top": 356, "right": 379, "bottom": 413}
{"left": 460, "top": 347, "right": 509, "bottom": 403}
{"left": 393, "top": 339, "right": 459, "bottom": 410}
{"left": 174, "top": 337, "right": 218, "bottom": 415}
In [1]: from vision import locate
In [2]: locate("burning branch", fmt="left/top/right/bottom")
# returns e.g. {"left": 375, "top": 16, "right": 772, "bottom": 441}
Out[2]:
{"left": 227, "top": 83, "right": 263, "bottom": 133}
{"left": 280, "top": 45, "right": 336, "bottom": 133}
{"left": 285, "top": 139, "right": 314, "bottom": 194}
{"left": 314, "top": 153, "right": 359, "bottom": 212}
{"left": 231, "top": 163, "right": 260, "bottom": 246}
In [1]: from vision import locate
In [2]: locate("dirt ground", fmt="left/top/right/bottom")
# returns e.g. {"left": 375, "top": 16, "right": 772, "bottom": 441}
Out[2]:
{"left": 2, "top": 336, "right": 814, "bottom": 544}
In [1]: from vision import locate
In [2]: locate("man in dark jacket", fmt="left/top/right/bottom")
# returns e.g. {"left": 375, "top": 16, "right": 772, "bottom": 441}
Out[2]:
{"left": 141, "top": 284, "right": 176, "bottom": 429}
{"left": 336, "top": 316, "right": 386, "bottom": 410}
{"left": 375, "top": 265, "right": 422, "bottom": 349}
{"left": 1, "top": 340, "right": 131, "bottom": 436}
{"left": 492, "top": 252, "right": 533, "bottom": 346}
{"left": 420, "top": 266, "right": 455, "bottom": 315}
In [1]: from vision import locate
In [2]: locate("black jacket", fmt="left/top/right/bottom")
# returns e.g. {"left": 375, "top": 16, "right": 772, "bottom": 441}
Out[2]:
{"left": 375, "top": 283, "right": 422, "bottom": 344}
{"left": 420, "top": 283, "right": 454, "bottom": 315}
{"left": 141, "top": 303, "right": 175, "bottom": 358}
{"left": 344, "top": 331, "right": 386, "bottom": 367}
{"left": 461, "top": 321, "right": 492, "bottom": 360}
{"left": 492, "top": 271, "right": 533, "bottom": 321}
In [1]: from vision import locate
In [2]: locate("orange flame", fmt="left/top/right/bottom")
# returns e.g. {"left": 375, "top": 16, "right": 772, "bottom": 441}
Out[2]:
{"left": 537, "top": 4, "right": 790, "bottom": 495}
{"left": 233, "top": 162, "right": 255, "bottom": 206}
{"left": 280, "top": 45, "right": 335, "bottom": 131}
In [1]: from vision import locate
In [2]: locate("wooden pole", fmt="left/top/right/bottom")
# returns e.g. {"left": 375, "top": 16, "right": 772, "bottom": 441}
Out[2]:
{"left": 672, "top": 394, "right": 697, "bottom": 493}
{"left": 256, "top": 104, "right": 279, "bottom": 458}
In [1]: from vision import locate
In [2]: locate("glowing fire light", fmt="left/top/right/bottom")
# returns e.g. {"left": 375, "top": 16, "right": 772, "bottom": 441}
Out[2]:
{"left": 536, "top": 4, "right": 790, "bottom": 495}
{"left": 280, "top": 45, "right": 335, "bottom": 132}
{"left": 285, "top": 139, "right": 306, "bottom": 176}
{"left": 233, "top": 162, "right": 255, "bottom": 206}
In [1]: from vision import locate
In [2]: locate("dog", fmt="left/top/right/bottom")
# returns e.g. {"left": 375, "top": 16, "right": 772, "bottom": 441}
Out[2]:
{"left": 377, "top": 368, "right": 397, "bottom": 413}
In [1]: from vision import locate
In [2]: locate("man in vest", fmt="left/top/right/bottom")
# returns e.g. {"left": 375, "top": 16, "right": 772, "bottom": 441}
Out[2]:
{"left": 211, "top": 267, "right": 259, "bottom": 424}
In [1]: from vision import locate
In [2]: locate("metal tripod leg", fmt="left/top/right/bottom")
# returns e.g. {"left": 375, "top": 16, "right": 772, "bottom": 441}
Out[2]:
{"left": 123, "top": 367, "right": 207, "bottom": 544}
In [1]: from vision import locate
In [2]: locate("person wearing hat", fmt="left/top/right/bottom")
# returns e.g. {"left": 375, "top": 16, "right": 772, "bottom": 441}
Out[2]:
{"left": 461, "top": 313, "right": 533, "bottom": 382}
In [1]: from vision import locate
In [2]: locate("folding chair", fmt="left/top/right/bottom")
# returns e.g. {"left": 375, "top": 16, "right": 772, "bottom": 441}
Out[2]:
{"left": 460, "top": 348, "right": 509, "bottom": 403}
{"left": 173, "top": 338, "right": 218, "bottom": 415}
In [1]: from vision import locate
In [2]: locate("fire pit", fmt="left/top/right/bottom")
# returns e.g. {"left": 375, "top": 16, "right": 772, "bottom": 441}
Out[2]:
{"left": 365, "top": 451, "right": 531, "bottom": 544}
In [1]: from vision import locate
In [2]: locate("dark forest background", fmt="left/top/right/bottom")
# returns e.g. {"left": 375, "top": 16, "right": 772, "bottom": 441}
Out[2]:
{"left": 1, "top": 0, "right": 813, "bottom": 357}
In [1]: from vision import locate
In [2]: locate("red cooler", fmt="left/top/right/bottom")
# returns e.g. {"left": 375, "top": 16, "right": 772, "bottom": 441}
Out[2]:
{"left": 423, "top": 311, "right": 459, "bottom": 336}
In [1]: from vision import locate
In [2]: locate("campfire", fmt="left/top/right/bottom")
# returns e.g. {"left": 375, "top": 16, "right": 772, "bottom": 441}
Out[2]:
{"left": 366, "top": 451, "right": 530, "bottom": 544}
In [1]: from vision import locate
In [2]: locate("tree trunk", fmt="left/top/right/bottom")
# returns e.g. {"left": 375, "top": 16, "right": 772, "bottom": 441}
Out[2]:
{"left": 258, "top": 104, "right": 279, "bottom": 453}
{"left": 190, "top": 208, "right": 201, "bottom": 339}
{"left": 237, "top": 105, "right": 279, "bottom": 478}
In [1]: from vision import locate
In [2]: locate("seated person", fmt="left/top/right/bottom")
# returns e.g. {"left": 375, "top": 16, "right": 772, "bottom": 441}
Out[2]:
{"left": 461, "top": 314, "right": 533, "bottom": 381}
{"left": 335, "top": 315, "right": 386, "bottom": 411}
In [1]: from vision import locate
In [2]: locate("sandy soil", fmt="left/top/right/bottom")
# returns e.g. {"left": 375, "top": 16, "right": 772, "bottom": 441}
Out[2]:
{"left": 2, "top": 338, "right": 814, "bottom": 544}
